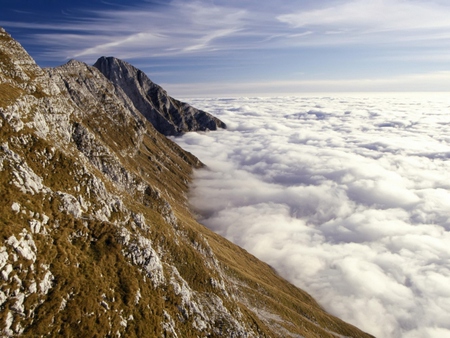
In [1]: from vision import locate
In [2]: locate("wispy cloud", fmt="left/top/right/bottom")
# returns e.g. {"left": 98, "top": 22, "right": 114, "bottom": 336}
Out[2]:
{"left": 278, "top": 0, "right": 450, "bottom": 45}
{"left": 6, "top": 0, "right": 450, "bottom": 63}
{"left": 283, "top": 0, "right": 450, "bottom": 30}
{"left": 2, "top": 0, "right": 450, "bottom": 94}
{"left": 1, "top": 1, "right": 253, "bottom": 62}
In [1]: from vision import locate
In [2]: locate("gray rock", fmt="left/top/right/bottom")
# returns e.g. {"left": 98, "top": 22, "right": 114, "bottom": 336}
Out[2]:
{"left": 93, "top": 56, "right": 226, "bottom": 135}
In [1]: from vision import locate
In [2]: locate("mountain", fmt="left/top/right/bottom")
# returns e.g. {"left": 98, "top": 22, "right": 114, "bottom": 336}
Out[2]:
{"left": 0, "top": 27, "right": 373, "bottom": 338}
{"left": 93, "top": 56, "right": 226, "bottom": 135}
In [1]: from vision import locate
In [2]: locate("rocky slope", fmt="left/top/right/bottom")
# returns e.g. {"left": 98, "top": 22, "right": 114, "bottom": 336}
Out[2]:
{"left": 93, "top": 56, "right": 226, "bottom": 135}
{"left": 0, "top": 27, "right": 374, "bottom": 338}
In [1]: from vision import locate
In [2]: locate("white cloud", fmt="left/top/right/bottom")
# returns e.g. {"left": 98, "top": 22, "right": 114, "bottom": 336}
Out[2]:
{"left": 278, "top": 0, "right": 450, "bottom": 38}
{"left": 171, "top": 93, "right": 450, "bottom": 338}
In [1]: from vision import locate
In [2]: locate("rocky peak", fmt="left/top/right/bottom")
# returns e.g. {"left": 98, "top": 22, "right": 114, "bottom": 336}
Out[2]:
{"left": 0, "top": 29, "right": 60, "bottom": 107}
{"left": 94, "top": 56, "right": 226, "bottom": 135}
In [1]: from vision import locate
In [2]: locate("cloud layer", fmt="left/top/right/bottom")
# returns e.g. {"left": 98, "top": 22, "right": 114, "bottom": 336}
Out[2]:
{"left": 172, "top": 94, "right": 450, "bottom": 338}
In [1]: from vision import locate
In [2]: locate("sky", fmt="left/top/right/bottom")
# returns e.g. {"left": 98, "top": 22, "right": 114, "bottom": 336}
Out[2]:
{"left": 1, "top": 0, "right": 450, "bottom": 96}
{"left": 171, "top": 93, "right": 450, "bottom": 338}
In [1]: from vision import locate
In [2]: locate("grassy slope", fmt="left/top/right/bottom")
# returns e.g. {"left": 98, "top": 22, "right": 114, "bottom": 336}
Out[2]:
{"left": 0, "top": 27, "right": 374, "bottom": 338}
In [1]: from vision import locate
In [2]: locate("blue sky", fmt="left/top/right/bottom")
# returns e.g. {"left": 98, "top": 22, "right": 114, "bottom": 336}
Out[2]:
{"left": 1, "top": 0, "right": 450, "bottom": 96}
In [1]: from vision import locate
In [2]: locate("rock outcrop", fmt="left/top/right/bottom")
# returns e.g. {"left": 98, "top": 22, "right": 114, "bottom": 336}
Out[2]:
{"left": 93, "top": 56, "right": 226, "bottom": 135}
{"left": 0, "top": 27, "right": 373, "bottom": 338}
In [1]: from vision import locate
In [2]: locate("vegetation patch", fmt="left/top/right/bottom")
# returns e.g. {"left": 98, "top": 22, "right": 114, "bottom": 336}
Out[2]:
{"left": 0, "top": 83, "right": 23, "bottom": 108}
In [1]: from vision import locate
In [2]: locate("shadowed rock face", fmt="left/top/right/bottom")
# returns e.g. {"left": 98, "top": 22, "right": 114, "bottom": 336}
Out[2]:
{"left": 94, "top": 56, "right": 226, "bottom": 135}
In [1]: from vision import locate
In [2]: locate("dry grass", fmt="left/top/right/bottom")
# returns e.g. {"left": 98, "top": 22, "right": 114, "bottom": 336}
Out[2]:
{"left": 0, "top": 83, "right": 23, "bottom": 108}
{"left": 0, "top": 32, "right": 374, "bottom": 337}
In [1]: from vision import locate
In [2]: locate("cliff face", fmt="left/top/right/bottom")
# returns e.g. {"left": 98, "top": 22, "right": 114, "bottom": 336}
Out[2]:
{"left": 0, "top": 27, "right": 373, "bottom": 338}
{"left": 93, "top": 56, "right": 226, "bottom": 136}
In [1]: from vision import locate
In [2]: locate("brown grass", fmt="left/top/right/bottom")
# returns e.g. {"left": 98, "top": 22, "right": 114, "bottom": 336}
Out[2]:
{"left": 0, "top": 83, "right": 23, "bottom": 108}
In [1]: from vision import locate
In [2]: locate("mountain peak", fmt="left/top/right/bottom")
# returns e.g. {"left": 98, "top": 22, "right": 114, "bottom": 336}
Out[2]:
{"left": 94, "top": 56, "right": 226, "bottom": 136}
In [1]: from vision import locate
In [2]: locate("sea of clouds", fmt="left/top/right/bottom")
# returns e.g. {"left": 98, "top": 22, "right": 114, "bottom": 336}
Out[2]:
{"left": 171, "top": 93, "right": 450, "bottom": 338}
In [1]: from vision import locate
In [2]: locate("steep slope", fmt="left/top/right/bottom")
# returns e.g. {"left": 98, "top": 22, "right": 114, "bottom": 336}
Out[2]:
{"left": 93, "top": 56, "right": 226, "bottom": 135}
{"left": 0, "top": 27, "right": 373, "bottom": 338}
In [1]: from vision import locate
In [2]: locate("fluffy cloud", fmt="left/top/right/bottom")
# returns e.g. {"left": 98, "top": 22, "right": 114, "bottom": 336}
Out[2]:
{"left": 172, "top": 94, "right": 450, "bottom": 338}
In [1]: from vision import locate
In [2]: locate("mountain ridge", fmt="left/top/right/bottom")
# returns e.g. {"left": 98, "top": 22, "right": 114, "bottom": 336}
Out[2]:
{"left": 0, "top": 27, "right": 374, "bottom": 338}
{"left": 93, "top": 56, "right": 226, "bottom": 136}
